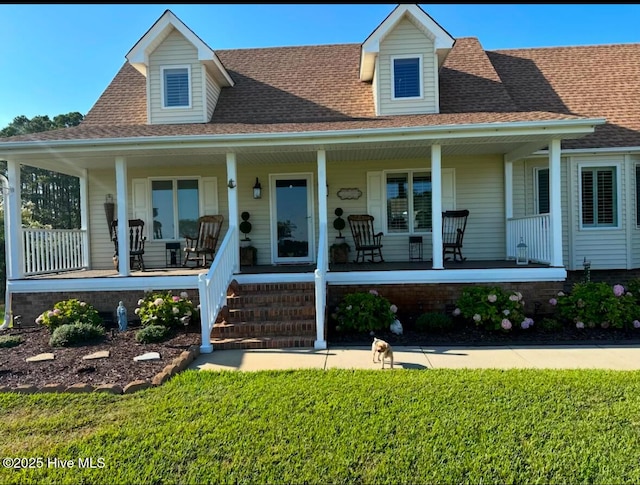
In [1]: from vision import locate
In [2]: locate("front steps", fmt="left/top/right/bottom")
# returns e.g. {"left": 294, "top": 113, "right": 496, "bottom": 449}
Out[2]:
{"left": 210, "top": 281, "right": 317, "bottom": 349}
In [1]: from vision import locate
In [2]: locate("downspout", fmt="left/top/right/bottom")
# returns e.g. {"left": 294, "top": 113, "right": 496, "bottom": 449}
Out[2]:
{"left": 0, "top": 174, "right": 13, "bottom": 330}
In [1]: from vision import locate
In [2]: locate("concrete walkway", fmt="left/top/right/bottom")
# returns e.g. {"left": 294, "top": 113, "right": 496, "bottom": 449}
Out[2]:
{"left": 189, "top": 343, "right": 640, "bottom": 372}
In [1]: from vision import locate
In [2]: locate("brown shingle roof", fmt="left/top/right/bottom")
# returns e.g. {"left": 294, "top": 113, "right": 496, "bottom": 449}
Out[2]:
{"left": 5, "top": 37, "right": 640, "bottom": 149}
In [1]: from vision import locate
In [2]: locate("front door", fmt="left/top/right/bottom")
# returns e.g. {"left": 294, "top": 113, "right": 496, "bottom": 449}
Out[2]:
{"left": 270, "top": 174, "right": 315, "bottom": 264}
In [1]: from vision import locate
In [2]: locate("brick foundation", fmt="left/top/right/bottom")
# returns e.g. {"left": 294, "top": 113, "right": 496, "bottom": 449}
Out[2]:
{"left": 11, "top": 288, "right": 200, "bottom": 327}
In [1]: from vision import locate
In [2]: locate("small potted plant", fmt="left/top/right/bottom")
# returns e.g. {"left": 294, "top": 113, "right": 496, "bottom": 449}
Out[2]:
{"left": 331, "top": 208, "right": 350, "bottom": 263}
{"left": 239, "top": 211, "right": 252, "bottom": 248}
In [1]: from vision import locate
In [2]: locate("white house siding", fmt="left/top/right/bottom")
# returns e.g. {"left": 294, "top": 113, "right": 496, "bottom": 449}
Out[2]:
{"left": 327, "top": 154, "right": 505, "bottom": 262}
{"left": 87, "top": 165, "right": 228, "bottom": 270}
{"left": 377, "top": 17, "right": 438, "bottom": 116}
{"left": 205, "top": 70, "right": 221, "bottom": 121}
{"left": 148, "top": 30, "right": 205, "bottom": 124}
{"left": 629, "top": 155, "right": 640, "bottom": 269}
{"left": 567, "top": 155, "right": 628, "bottom": 271}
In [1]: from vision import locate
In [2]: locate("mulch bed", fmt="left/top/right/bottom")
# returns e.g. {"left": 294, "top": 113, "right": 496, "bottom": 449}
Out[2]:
{"left": 0, "top": 323, "right": 201, "bottom": 390}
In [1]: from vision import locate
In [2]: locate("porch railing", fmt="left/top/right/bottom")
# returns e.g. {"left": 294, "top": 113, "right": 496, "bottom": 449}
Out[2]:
{"left": 314, "top": 222, "right": 328, "bottom": 350}
{"left": 198, "top": 226, "right": 238, "bottom": 353}
{"left": 23, "top": 228, "right": 87, "bottom": 275}
{"left": 506, "top": 214, "right": 550, "bottom": 264}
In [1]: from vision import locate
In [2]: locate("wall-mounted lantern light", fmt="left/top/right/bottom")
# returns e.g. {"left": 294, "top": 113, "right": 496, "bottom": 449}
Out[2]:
{"left": 253, "top": 177, "right": 262, "bottom": 199}
{"left": 228, "top": 179, "right": 237, "bottom": 189}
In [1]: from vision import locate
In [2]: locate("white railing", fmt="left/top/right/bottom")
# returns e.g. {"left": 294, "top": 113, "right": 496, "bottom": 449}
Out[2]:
{"left": 313, "top": 223, "right": 328, "bottom": 350}
{"left": 506, "top": 214, "right": 551, "bottom": 264}
{"left": 23, "top": 228, "right": 87, "bottom": 275}
{"left": 198, "top": 226, "right": 238, "bottom": 353}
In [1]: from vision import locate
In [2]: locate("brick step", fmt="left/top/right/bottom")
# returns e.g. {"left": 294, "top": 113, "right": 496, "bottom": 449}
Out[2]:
{"left": 226, "top": 292, "right": 314, "bottom": 308}
{"left": 210, "top": 336, "right": 316, "bottom": 350}
{"left": 212, "top": 320, "right": 316, "bottom": 338}
{"left": 232, "top": 282, "right": 315, "bottom": 293}
{"left": 226, "top": 306, "right": 315, "bottom": 322}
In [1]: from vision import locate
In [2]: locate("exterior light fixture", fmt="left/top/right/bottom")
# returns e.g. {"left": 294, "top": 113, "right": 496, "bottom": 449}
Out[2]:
{"left": 516, "top": 237, "right": 528, "bottom": 265}
{"left": 228, "top": 179, "right": 236, "bottom": 189}
{"left": 253, "top": 177, "right": 262, "bottom": 199}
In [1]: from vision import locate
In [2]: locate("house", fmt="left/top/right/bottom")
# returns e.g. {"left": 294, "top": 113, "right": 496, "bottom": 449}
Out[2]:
{"left": 1, "top": 4, "right": 639, "bottom": 352}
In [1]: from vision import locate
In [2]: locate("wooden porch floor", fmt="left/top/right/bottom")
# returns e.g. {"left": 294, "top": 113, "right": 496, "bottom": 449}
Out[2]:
{"left": 23, "top": 259, "right": 547, "bottom": 280}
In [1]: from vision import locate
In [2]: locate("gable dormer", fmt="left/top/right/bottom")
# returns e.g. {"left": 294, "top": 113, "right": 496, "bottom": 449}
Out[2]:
{"left": 125, "top": 10, "right": 234, "bottom": 125}
{"left": 360, "top": 4, "right": 455, "bottom": 116}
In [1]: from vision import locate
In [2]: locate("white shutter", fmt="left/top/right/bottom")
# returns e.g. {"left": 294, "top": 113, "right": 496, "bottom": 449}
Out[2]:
{"left": 441, "top": 168, "right": 455, "bottom": 210}
{"left": 367, "top": 172, "right": 384, "bottom": 227}
{"left": 200, "top": 177, "right": 219, "bottom": 215}
{"left": 132, "top": 178, "right": 149, "bottom": 234}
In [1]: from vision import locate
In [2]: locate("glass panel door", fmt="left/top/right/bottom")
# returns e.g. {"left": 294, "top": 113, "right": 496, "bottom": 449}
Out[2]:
{"left": 271, "top": 175, "right": 314, "bottom": 263}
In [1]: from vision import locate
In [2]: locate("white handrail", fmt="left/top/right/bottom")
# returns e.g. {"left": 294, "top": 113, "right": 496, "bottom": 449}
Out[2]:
{"left": 506, "top": 214, "right": 551, "bottom": 264}
{"left": 22, "top": 228, "right": 87, "bottom": 275}
{"left": 314, "top": 222, "right": 328, "bottom": 350}
{"left": 198, "top": 226, "right": 238, "bottom": 353}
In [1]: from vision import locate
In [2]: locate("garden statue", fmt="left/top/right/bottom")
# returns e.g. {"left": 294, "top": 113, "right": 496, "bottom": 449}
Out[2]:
{"left": 117, "top": 301, "right": 128, "bottom": 332}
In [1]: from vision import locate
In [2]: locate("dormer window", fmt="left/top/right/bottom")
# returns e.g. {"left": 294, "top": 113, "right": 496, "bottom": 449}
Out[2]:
{"left": 162, "top": 66, "right": 191, "bottom": 108}
{"left": 392, "top": 55, "right": 422, "bottom": 100}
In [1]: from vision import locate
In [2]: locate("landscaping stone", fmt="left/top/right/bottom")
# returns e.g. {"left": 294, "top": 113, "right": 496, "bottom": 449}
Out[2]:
{"left": 65, "top": 383, "right": 95, "bottom": 393}
{"left": 162, "top": 363, "right": 180, "bottom": 377}
{"left": 152, "top": 371, "right": 171, "bottom": 386}
{"left": 14, "top": 385, "right": 38, "bottom": 394}
{"left": 82, "top": 350, "right": 110, "bottom": 360}
{"left": 94, "top": 384, "right": 123, "bottom": 395}
{"left": 26, "top": 352, "right": 55, "bottom": 362}
{"left": 123, "top": 380, "right": 151, "bottom": 394}
{"left": 133, "top": 352, "right": 161, "bottom": 362}
{"left": 39, "top": 384, "right": 66, "bottom": 393}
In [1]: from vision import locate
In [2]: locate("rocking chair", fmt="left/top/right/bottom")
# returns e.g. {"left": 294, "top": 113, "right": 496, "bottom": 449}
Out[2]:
{"left": 442, "top": 209, "right": 469, "bottom": 262}
{"left": 111, "top": 219, "right": 146, "bottom": 271}
{"left": 182, "top": 215, "right": 224, "bottom": 268}
{"left": 348, "top": 214, "right": 385, "bottom": 263}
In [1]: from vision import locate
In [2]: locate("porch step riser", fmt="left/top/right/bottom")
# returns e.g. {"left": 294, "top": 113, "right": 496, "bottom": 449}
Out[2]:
{"left": 211, "top": 336, "right": 316, "bottom": 350}
{"left": 226, "top": 307, "right": 315, "bottom": 322}
{"left": 233, "top": 283, "right": 315, "bottom": 293}
{"left": 212, "top": 321, "right": 316, "bottom": 338}
{"left": 226, "top": 293, "right": 315, "bottom": 308}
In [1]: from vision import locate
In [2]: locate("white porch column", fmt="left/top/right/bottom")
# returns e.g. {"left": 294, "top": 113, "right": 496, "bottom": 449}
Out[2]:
{"left": 431, "top": 145, "right": 443, "bottom": 269}
{"left": 226, "top": 152, "right": 239, "bottom": 273}
{"left": 317, "top": 149, "right": 328, "bottom": 271}
{"left": 6, "top": 160, "right": 23, "bottom": 280}
{"left": 549, "top": 139, "right": 563, "bottom": 267}
{"left": 115, "top": 157, "right": 130, "bottom": 276}
{"left": 79, "top": 169, "right": 90, "bottom": 269}
{"left": 504, "top": 160, "right": 513, "bottom": 261}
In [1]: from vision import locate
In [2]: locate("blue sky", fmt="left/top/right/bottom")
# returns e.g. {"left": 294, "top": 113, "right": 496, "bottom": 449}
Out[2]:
{"left": 1, "top": 3, "right": 640, "bottom": 129}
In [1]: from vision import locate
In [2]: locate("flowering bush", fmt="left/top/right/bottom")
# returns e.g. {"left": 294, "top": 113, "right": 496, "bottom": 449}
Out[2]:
{"left": 550, "top": 282, "right": 639, "bottom": 329}
{"left": 332, "top": 289, "right": 396, "bottom": 333}
{"left": 453, "top": 285, "right": 531, "bottom": 332}
{"left": 135, "top": 291, "right": 196, "bottom": 328}
{"left": 36, "top": 299, "right": 102, "bottom": 333}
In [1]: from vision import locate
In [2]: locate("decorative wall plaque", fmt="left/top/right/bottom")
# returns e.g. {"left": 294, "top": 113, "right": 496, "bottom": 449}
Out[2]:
{"left": 337, "top": 188, "right": 362, "bottom": 200}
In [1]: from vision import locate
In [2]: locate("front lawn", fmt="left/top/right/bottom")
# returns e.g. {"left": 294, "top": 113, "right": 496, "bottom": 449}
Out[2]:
{"left": 1, "top": 369, "right": 640, "bottom": 484}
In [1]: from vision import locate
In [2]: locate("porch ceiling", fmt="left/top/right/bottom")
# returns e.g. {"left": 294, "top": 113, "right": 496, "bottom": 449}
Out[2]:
{"left": 5, "top": 130, "right": 588, "bottom": 174}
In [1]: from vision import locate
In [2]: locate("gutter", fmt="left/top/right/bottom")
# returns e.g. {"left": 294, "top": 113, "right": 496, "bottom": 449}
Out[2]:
{"left": 0, "top": 117, "right": 607, "bottom": 154}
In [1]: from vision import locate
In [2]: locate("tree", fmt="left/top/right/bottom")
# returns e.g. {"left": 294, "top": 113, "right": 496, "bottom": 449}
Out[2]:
{"left": 0, "top": 112, "right": 84, "bottom": 295}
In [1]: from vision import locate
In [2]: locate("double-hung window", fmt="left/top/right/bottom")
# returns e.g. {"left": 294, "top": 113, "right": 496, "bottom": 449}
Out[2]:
{"left": 386, "top": 171, "right": 432, "bottom": 233}
{"left": 151, "top": 179, "right": 199, "bottom": 240}
{"left": 580, "top": 166, "right": 617, "bottom": 227}
{"left": 535, "top": 168, "right": 550, "bottom": 214}
{"left": 162, "top": 66, "right": 190, "bottom": 108}
{"left": 392, "top": 55, "right": 422, "bottom": 99}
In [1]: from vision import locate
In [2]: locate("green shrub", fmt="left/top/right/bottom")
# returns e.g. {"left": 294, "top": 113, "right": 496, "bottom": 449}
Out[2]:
{"left": 454, "top": 285, "right": 533, "bottom": 332}
{"left": 333, "top": 290, "right": 397, "bottom": 333}
{"left": 538, "top": 317, "right": 564, "bottom": 332}
{"left": 415, "top": 312, "right": 454, "bottom": 332}
{"left": 0, "top": 334, "right": 23, "bottom": 348}
{"left": 49, "top": 322, "right": 105, "bottom": 347}
{"left": 36, "top": 299, "right": 102, "bottom": 332}
{"left": 135, "top": 324, "right": 170, "bottom": 344}
{"left": 135, "top": 291, "right": 196, "bottom": 328}
{"left": 550, "top": 282, "right": 640, "bottom": 329}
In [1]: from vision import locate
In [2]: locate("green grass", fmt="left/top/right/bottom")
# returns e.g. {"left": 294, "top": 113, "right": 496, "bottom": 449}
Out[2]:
{"left": 2, "top": 368, "right": 640, "bottom": 484}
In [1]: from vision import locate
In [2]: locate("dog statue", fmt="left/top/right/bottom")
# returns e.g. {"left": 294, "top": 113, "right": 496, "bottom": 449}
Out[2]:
{"left": 372, "top": 337, "right": 394, "bottom": 369}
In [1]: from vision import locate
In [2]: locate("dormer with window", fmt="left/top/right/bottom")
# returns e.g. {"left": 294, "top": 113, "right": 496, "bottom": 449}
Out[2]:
{"left": 125, "top": 10, "right": 234, "bottom": 125}
{"left": 360, "top": 4, "right": 455, "bottom": 116}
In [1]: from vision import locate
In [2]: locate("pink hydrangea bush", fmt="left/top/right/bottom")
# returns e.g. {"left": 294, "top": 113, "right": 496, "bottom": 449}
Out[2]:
{"left": 454, "top": 286, "right": 532, "bottom": 332}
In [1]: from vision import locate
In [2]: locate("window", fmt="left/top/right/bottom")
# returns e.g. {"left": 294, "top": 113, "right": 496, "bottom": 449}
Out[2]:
{"left": 386, "top": 171, "right": 432, "bottom": 233}
{"left": 535, "top": 168, "right": 549, "bottom": 214}
{"left": 636, "top": 165, "right": 640, "bottom": 226}
{"left": 162, "top": 67, "right": 190, "bottom": 108}
{"left": 151, "top": 179, "right": 199, "bottom": 240}
{"left": 392, "top": 56, "right": 421, "bottom": 99}
{"left": 580, "top": 166, "right": 617, "bottom": 227}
